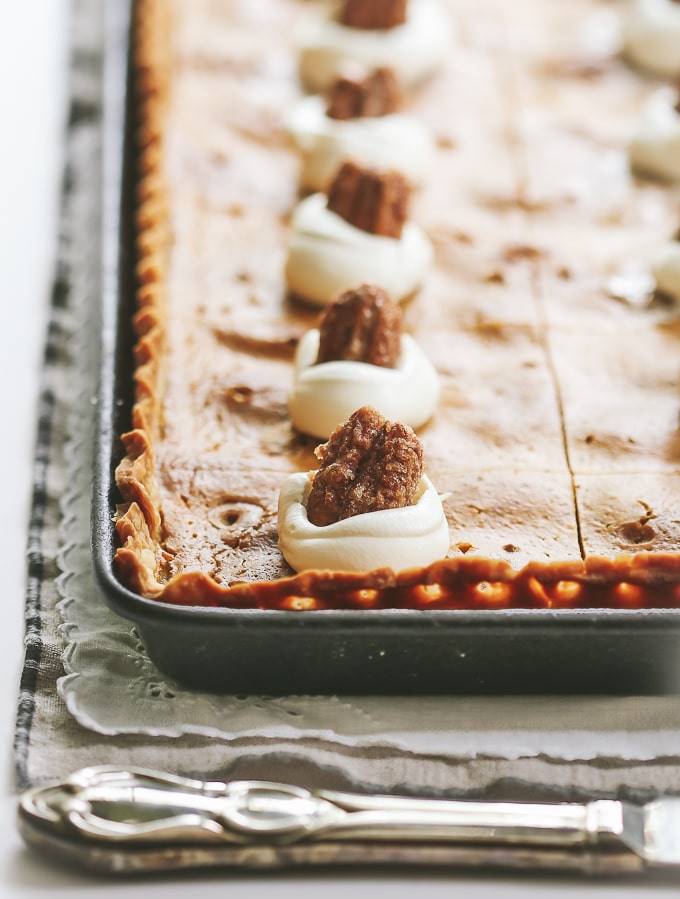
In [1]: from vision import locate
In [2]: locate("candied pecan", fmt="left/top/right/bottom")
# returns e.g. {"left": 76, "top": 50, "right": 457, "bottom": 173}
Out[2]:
{"left": 327, "top": 161, "right": 410, "bottom": 238}
{"left": 316, "top": 284, "right": 402, "bottom": 367}
{"left": 339, "top": 0, "right": 407, "bottom": 29}
{"left": 306, "top": 406, "right": 424, "bottom": 527}
{"left": 326, "top": 68, "right": 401, "bottom": 120}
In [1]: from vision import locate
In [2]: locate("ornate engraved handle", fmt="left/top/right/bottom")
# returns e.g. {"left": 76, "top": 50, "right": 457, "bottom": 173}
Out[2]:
{"left": 20, "top": 765, "right": 629, "bottom": 851}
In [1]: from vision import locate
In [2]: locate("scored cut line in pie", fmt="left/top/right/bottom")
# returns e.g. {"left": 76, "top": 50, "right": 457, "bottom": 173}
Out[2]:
{"left": 115, "top": 0, "right": 680, "bottom": 610}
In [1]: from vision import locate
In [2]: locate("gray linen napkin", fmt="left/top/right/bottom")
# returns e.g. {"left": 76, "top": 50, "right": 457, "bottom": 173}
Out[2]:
{"left": 15, "top": 0, "right": 680, "bottom": 803}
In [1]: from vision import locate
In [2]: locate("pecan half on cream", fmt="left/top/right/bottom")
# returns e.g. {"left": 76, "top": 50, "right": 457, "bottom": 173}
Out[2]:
{"left": 327, "top": 161, "right": 410, "bottom": 238}
{"left": 326, "top": 68, "right": 401, "bottom": 120}
{"left": 339, "top": 0, "right": 407, "bottom": 29}
{"left": 316, "top": 284, "right": 402, "bottom": 367}
{"left": 306, "top": 406, "right": 424, "bottom": 527}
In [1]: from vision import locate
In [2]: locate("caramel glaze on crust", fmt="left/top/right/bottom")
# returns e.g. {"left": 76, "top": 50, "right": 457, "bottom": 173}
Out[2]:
{"left": 114, "top": 0, "right": 680, "bottom": 611}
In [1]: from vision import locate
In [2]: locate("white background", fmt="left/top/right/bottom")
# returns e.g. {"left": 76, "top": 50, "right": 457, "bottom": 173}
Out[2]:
{"left": 0, "top": 1, "right": 677, "bottom": 895}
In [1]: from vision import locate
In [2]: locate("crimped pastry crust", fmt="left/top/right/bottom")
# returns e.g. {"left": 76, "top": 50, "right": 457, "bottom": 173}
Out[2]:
{"left": 115, "top": 0, "right": 680, "bottom": 610}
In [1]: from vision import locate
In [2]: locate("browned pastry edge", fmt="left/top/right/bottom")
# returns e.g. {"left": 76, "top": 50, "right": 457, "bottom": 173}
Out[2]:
{"left": 113, "top": 0, "right": 170, "bottom": 593}
{"left": 113, "top": 0, "right": 680, "bottom": 611}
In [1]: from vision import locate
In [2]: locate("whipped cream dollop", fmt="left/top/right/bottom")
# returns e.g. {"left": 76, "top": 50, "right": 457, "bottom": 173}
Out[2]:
{"left": 289, "top": 328, "right": 440, "bottom": 438}
{"left": 288, "top": 95, "right": 435, "bottom": 191}
{"left": 298, "top": 0, "right": 451, "bottom": 92}
{"left": 629, "top": 88, "right": 680, "bottom": 182}
{"left": 622, "top": 0, "right": 680, "bottom": 77}
{"left": 652, "top": 241, "right": 680, "bottom": 302}
{"left": 278, "top": 472, "right": 450, "bottom": 572}
{"left": 285, "top": 193, "right": 433, "bottom": 306}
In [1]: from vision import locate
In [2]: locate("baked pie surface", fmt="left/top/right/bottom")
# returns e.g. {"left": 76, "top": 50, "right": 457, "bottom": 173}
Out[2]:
{"left": 116, "top": 0, "right": 680, "bottom": 610}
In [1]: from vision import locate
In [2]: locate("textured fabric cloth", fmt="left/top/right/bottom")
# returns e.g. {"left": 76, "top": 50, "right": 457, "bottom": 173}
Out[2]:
{"left": 14, "top": 0, "right": 680, "bottom": 802}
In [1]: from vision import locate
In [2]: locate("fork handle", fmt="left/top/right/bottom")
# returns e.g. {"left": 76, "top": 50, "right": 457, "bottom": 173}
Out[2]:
{"left": 19, "top": 765, "right": 629, "bottom": 851}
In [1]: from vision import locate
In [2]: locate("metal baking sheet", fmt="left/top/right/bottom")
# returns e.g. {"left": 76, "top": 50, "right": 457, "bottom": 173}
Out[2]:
{"left": 91, "top": 0, "right": 680, "bottom": 695}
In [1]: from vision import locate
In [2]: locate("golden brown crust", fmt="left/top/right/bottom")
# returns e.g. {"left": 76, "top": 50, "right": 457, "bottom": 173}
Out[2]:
{"left": 113, "top": 0, "right": 680, "bottom": 611}
{"left": 115, "top": 538, "right": 680, "bottom": 610}
{"left": 114, "top": 0, "right": 171, "bottom": 586}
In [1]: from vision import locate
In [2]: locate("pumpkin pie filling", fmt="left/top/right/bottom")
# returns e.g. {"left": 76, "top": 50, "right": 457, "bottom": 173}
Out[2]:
{"left": 115, "top": 0, "right": 680, "bottom": 610}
